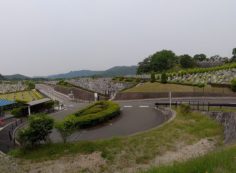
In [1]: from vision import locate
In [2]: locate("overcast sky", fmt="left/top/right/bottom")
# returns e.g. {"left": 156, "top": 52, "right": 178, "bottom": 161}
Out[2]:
{"left": 0, "top": 0, "right": 236, "bottom": 76}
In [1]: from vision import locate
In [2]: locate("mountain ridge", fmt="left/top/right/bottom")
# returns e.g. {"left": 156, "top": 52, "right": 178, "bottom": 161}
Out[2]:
{"left": 47, "top": 66, "right": 137, "bottom": 79}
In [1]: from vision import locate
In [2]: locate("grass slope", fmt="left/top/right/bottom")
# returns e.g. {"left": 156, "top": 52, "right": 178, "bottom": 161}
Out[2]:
{"left": 10, "top": 108, "right": 223, "bottom": 171}
{"left": 144, "top": 145, "right": 236, "bottom": 173}
{"left": 0, "top": 90, "right": 44, "bottom": 102}
{"left": 124, "top": 82, "right": 232, "bottom": 93}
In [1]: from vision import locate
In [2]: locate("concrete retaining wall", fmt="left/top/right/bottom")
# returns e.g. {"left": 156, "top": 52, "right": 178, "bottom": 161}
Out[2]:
{"left": 208, "top": 111, "right": 236, "bottom": 144}
{"left": 115, "top": 92, "right": 236, "bottom": 100}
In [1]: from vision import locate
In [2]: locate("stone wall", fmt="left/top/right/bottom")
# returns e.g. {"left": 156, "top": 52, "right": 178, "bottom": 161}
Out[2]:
{"left": 207, "top": 111, "right": 236, "bottom": 144}
{"left": 54, "top": 85, "right": 107, "bottom": 101}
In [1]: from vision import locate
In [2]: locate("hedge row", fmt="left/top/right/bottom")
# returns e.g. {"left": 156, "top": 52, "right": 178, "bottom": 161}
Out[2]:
{"left": 60, "top": 101, "right": 120, "bottom": 130}
{"left": 168, "top": 62, "right": 236, "bottom": 76}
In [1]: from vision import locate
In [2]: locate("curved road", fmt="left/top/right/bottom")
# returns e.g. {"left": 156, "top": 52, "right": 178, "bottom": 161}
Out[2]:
{"left": 50, "top": 96, "right": 236, "bottom": 142}
{"left": 50, "top": 100, "right": 171, "bottom": 142}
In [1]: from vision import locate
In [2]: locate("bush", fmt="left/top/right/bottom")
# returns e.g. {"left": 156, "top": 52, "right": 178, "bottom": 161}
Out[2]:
{"left": 161, "top": 73, "right": 167, "bottom": 84}
{"left": 150, "top": 72, "right": 156, "bottom": 83}
{"left": 11, "top": 106, "right": 28, "bottom": 118}
{"left": 60, "top": 101, "right": 120, "bottom": 130}
{"left": 18, "top": 114, "right": 54, "bottom": 146}
{"left": 231, "top": 79, "right": 236, "bottom": 92}
{"left": 55, "top": 121, "right": 74, "bottom": 143}
{"left": 179, "top": 104, "right": 191, "bottom": 114}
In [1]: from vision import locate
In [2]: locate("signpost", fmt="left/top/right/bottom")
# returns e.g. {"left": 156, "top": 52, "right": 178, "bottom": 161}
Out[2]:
{"left": 94, "top": 93, "right": 98, "bottom": 102}
{"left": 169, "top": 91, "right": 172, "bottom": 109}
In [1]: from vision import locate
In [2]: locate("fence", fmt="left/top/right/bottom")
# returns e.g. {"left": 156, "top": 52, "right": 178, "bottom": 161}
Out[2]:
{"left": 155, "top": 101, "right": 236, "bottom": 112}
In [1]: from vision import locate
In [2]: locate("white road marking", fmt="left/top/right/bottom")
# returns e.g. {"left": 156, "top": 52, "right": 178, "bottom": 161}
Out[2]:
{"left": 139, "top": 105, "right": 150, "bottom": 108}
{"left": 124, "top": 105, "right": 133, "bottom": 108}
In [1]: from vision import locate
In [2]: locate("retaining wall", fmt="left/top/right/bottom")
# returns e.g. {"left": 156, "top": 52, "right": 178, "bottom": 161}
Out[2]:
{"left": 115, "top": 92, "right": 236, "bottom": 100}
{"left": 208, "top": 111, "right": 236, "bottom": 144}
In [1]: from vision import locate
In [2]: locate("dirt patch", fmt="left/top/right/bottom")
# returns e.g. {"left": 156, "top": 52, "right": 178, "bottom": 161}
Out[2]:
{"left": 117, "top": 138, "right": 217, "bottom": 173}
{"left": 153, "top": 138, "right": 216, "bottom": 165}
{"left": 0, "top": 153, "right": 23, "bottom": 173}
{"left": 21, "top": 152, "right": 106, "bottom": 173}
{"left": 7, "top": 138, "right": 217, "bottom": 173}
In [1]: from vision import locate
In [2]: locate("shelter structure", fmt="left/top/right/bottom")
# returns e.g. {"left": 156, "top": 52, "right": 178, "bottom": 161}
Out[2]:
{"left": 0, "top": 99, "right": 16, "bottom": 117}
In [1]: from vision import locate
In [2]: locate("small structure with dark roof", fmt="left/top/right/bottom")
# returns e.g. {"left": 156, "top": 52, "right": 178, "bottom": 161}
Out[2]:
{"left": 26, "top": 98, "right": 51, "bottom": 115}
{"left": 0, "top": 99, "right": 16, "bottom": 117}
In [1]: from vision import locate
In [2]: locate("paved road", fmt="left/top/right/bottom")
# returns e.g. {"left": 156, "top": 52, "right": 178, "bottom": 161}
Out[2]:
{"left": 0, "top": 118, "right": 25, "bottom": 153}
{"left": 50, "top": 100, "right": 171, "bottom": 142}
{"left": 1, "top": 96, "right": 236, "bottom": 152}
{"left": 50, "top": 97, "right": 236, "bottom": 142}
{"left": 36, "top": 84, "right": 73, "bottom": 106}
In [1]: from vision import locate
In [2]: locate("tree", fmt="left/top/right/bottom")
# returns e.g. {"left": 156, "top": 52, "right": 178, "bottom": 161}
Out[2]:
{"left": 150, "top": 72, "right": 156, "bottom": 83}
{"left": 231, "top": 48, "right": 236, "bottom": 62}
{"left": 25, "top": 81, "right": 35, "bottom": 90}
{"left": 231, "top": 79, "right": 236, "bottom": 92}
{"left": 0, "top": 74, "right": 5, "bottom": 80}
{"left": 151, "top": 50, "right": 176, "bottom": 72}
{"left": 233, "top": 48, "right": 236, "bottom": 57}
{"left": 137, "top": 57, "right": 152, "bottom": 74}
{"left": 55, "top": 122, "right": 74, "bottom": 143}
{"left": 193, "top": 54, "right": 207, "bottom": 61}
{"left": 179, "top": 55, "right": 195, "bottom": 68}
{"left": 161, "top": 73, "right": 167, "bottom": 84}
{"left": 18, "top": 114, "right": 54, "bottom": 146}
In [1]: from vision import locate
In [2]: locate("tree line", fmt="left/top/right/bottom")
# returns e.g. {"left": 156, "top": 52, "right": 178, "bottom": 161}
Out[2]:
{"left": 137, "top": 48, "right": 236, "bottom": 74}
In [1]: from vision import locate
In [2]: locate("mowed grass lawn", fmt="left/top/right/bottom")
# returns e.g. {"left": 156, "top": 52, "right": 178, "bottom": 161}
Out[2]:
{"left": 143, "top": 145, "right": 236, "bottom": 173}
{"left": 123, "top": 82, "right": 233, "bottom": 93}
{"left": 0, "top": 90, "right": 44, "bottom": 102}
{"left": 10, "top": 108, "right": 223, "bottom": 172}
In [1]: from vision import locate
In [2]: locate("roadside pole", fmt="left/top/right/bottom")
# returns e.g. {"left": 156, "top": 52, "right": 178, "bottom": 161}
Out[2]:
{"left": 169, "top": 91, "right": 172, "bottom": 109}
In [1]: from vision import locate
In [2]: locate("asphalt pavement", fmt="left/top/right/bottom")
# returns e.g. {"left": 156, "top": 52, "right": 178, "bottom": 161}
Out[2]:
{"left": 50, "top": 100, "right": 170, "bottom": 142}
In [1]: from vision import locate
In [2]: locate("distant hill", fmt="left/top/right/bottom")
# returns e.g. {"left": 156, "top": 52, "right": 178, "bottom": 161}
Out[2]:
{"left": 47, "top": 66, "right": 137, "bottom": 79}
{"left": 47, "top": 70, "right": 102, "bottom": 79}
{"left": 101, "top": 66, "right": 137, "bottom": 77}
{"left": 4, "top": 74, "right": 30, "bottom": 80}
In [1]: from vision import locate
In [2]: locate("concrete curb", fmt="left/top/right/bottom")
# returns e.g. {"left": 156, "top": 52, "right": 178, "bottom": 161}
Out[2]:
{"left": 12, "top": 121, "right": 28, "bottom": 146}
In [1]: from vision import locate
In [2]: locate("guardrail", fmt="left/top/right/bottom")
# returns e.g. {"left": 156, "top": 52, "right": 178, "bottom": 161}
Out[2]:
{"left": 155, "top": 101, "right": 236, "bottom": 111}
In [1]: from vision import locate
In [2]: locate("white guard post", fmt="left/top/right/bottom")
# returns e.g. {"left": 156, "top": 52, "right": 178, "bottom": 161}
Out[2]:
{"left": 94, "top": 93, "right": 98, "bottom": 102}
{"left": 28, "top": 106, "right": 31, "bottom": 116}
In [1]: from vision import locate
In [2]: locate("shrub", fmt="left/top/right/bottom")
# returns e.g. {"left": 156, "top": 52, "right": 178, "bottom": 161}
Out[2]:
{"left": 231, "top": 79, "right": 236, "bottom": 92}
{"left": 60, "top": 101, "right": 120, "bottom": 130}
{"left": 55, "top": 121, "right": 74, "bottom": 143}
{"left": 150, "top": 72, "right": 156, "bottom": 83}
{"left": 161, "top": 73, "right": 167, "bottom": 84}
{"left": 18, "top": 114, "right": 54, "bottom": 146}
{"left": 179, "top": 104, "right": 191, "bottom": 114}
{"left": 11, "top": 106, "right": 28, "bottom": 118}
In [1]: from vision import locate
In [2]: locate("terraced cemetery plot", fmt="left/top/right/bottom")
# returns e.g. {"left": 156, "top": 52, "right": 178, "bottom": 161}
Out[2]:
{"left": 166, "top": 68, "right": 236, "bottom": 85}
{"left": 0, "top": 90, "right": 44, "bottom": 102}
{"left": 123, "top": 82, "right": 233, "bottom": 93}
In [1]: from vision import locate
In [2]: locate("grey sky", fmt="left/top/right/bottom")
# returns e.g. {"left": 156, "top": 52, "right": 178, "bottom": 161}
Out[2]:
{"left": 0, "top": 0, "right": 236, "bottom": 76}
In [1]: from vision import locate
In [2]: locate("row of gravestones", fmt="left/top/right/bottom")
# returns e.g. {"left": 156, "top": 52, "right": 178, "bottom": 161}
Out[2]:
{"left": 169, "top": 68, "right": 236, "bottom": 85}
{"left": 0, "top": 84, "right": 27, "bottom": 94}
{"left": 69, "top": 78, "right": 133, "bottom": 95}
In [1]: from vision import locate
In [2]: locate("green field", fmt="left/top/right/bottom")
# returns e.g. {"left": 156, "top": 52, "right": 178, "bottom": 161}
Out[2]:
{"left": 0, "top": 90, "right": 44, "bottom": 102}
{"left": 144, "top": 145, "right": 236, "bottom": 173}
{"left": 123, "top": 82, "right": 233, "bottom": 93}
{"left": 10, "top": 108, "right": 223, "bottom": 172}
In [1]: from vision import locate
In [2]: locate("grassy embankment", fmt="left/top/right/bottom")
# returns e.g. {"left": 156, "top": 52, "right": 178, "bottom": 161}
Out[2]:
{"left": 0, "top": 90, "right": 44, "bottom": 102}
{"left": 143, "top": 144, "right": 236, "bottom": 173}
{"left": 123, "top": 82, "right": 232, "bottom": 94}
{"left": 10, "top": 107, "right": 223, "bottom": 171}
